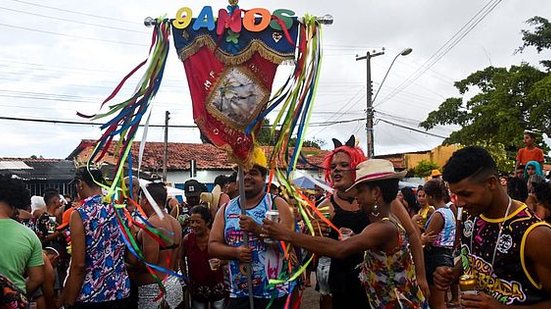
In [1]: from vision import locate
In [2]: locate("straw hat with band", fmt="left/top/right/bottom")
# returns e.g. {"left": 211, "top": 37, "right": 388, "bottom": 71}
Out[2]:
{"left": 347, "top": 159, "right": 407, "bottom": 191}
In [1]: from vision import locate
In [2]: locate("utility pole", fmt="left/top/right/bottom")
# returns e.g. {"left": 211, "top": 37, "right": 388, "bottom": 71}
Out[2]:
{"left": 163, "top": 110, "right": 170, "bottom": 182}
{"left": 356, "top": 49, "right": 384, "bottom": 158}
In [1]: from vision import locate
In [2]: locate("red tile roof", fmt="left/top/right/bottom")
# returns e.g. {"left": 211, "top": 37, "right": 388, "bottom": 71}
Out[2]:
{"left": 68, "top": 140, "right": 328, "bottom": 171}
{"left": 373, "top": 154, "right": 406, "bottom": 169}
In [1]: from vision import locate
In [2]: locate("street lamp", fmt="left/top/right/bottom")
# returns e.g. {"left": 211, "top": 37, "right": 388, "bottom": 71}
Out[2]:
{"left": 356, "top": 48, "right": 412, "bottom": 158}
{"left": 372, "top": 48, "right": 413, "bottom": 104}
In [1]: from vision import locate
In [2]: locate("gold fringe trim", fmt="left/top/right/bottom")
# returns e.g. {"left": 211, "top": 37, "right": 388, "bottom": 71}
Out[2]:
{"left": 195, "top": 117, "right": 255, "bottom": 169}
{"left": 177, "top": 34, "right": 295, "bottom": 65}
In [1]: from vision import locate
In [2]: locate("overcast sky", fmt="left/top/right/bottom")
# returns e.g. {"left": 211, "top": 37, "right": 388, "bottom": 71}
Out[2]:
{"left": 1, "top": 0, "right": 549, "bottom": 159}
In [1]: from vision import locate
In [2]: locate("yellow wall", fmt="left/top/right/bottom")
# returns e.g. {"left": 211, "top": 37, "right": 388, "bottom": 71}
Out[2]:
{"left": 404, "top": 144, "right": 460, "bottom": 170}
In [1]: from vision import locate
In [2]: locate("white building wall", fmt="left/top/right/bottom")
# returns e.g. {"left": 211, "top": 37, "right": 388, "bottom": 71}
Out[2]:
{"left": 166, "top": 169, "right": 228, "bottom": 186}
{"left": 166, "top": 168, "right": 324, "bottom": 187}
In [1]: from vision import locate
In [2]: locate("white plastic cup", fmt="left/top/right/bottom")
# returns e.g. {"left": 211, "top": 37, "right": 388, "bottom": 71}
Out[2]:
{"left": 264, "top": 210, "right": 279, "bottom": 244}
{"left": 339, "top": 228, "right": 353, "bottom": 240}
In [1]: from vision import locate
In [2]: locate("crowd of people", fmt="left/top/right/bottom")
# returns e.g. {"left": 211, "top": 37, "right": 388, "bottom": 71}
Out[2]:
{"left": 1, "top": 131, "right": 551, "bottom": 309}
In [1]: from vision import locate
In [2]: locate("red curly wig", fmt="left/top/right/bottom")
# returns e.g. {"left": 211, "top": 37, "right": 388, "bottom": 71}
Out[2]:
{"left": 323, "top": 145, "right": 367, "bottom": 186}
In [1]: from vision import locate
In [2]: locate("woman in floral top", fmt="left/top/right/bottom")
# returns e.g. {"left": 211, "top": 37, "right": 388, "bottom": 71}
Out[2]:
{"left": 262, "top": 159, "right": 428, "bottom": 308}
{"left": 359, "top": 217, "right": 426, "bottom": 308}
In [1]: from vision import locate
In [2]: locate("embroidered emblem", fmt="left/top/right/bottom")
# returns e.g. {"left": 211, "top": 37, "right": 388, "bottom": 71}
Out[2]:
{"left": 496, "top": 233, "right": 513, "bottom": 254}
{"left": 272, "top": 32, "right": 283, "bottom": 43}
{"left": 464, "top": 219, "right": 474, "bottom": 238}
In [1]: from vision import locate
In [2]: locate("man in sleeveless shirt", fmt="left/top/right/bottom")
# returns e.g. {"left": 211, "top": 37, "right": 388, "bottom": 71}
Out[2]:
{"left": 434, "top": 146, "right": 551, "bottom": 308}
{"left": 209, "top": 151, "right": 294, "bottom": 309}
{"left": 60, "top": 166, "right": 130, "bottom": 308}
{"left": 130, "top": 182, "right": 183, "bottom": 308}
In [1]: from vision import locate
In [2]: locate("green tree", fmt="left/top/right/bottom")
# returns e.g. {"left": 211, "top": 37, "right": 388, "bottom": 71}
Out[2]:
{"left": 421, "top": 16, "right": 551, "bottom": 164}
{"left": 255, "top": 119, "right": 325, "bottom": 148}
{"left": 420, "top": 64, "right": 548, "bottom": 148}
{"left": 516, "top": 16, "right": 551, "bottom": 70}
{"left": 412, "top": 160, "right": 439, "bottom": 178}
{"left": 255, "top": 119, "right": 274, "bottom": 145}
{"left": 288, "top": 137, "right": 325, "bottom": 149}
{"left": 474, "top": 142, "right": 514, "bottom": 173}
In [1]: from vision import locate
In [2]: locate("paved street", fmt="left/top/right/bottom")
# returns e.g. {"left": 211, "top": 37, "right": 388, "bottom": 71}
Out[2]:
{"left": 300, "top": 274, "right": 318, "bottom": 309}
{"left": 298, "top": 273, "right": 461, "bottom": 308}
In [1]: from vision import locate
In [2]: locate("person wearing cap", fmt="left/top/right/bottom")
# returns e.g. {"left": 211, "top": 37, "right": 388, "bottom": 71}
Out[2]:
{"left": 171, "top": 179, "right": 207, "bottom": 234}
{"left": 0, "top": 174, "right": 44, "bottom": 296}
{"left": 431, "top": 169, "right": 442, "bottom": 179}
{"left": 433, "top": 146, "right": 551, "bottom": 307}
{"left": 516, "top": 130, "right": 545, "bottom": 170}
{"left": 60, "top": 166, "right": 130, "bottom": 308}
{"left": 209, "top": 148, "right": 294, "bottom": 309}
{"left": 262, "top": 159, "right": 428, "bottom": 308}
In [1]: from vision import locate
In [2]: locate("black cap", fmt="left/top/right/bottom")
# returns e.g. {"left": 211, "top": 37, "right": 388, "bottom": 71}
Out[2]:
{"left": 71, "top": 166, "right": 105, "bottom": 186}
{"left": 184, "top": 179, "right": 206, "bottom": 197}
{"left": 227, "top": 171, "right": 237, "bottom": 183}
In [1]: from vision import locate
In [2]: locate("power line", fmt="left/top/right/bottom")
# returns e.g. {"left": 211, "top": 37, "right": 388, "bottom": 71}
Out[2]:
{"left": 7, "top": 0, "right": 136, "bottom": 24}
{"left": 310, "top": 87, "right": 366, "bottom": 135}
{"left": 376, "top": 118, "right": 447, "bottom": 139}
{"left": 0, "top": 6, "right": 145, "bottom": 34}
{"left": 0, "top": 23, "right": 148, "bottom": 47}
{"left": 375, "top": 0, "right": 503, "bottom": 108}
{"left": 375, "top": 111, "right": 454, "bottom": 134}
{"left": 0, "top": 115, "right": 196, "bottom": 128}
{"left": 0, "top": 115, "right": 366, "bottom": 128}
{"left": 377, "top": 0, "right": 502, "bottom": 106}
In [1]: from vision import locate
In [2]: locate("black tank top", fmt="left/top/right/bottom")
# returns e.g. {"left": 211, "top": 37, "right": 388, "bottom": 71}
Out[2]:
{"left": 328, "top": 195, "right": 370, "bottom": 302}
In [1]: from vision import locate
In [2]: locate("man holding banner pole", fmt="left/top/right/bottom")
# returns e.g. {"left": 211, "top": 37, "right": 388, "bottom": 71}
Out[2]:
{"left": 209, "top": 149, "right": 293, "bottom": 309}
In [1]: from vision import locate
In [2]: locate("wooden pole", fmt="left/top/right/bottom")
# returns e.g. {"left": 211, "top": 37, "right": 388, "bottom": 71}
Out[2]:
{"left": 237, "top": 166, "right": 254, "bottom": 309}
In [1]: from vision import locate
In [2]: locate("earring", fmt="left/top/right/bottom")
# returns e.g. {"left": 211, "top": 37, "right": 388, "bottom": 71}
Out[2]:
{"left": 371, "top": 204, "right": 380, "bottom": 217}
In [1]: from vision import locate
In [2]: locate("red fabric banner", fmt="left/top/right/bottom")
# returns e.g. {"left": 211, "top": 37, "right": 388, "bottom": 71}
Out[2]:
{"left": 182, "top": 48, "right": 278, "bottom": 165}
